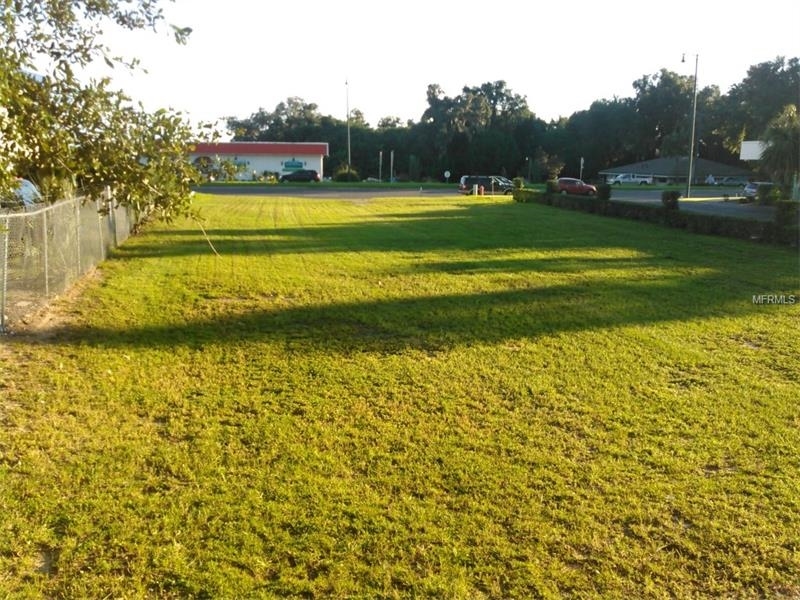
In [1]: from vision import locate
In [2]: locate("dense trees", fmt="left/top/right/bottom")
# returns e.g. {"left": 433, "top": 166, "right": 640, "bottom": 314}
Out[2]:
{"left": 726, "top": 57, "right": 800, "bottom": 145}
{"left": 228, "top": 58, "right": 799, "bottom": 186}
{"left": 1, "top": 0, "right": 202, "bottom": 219}
{"left": 2, "top": 0, "right": 796, "bottom": 212}
{"left": 760, "top": 105, "right": 800, "bottom": 186}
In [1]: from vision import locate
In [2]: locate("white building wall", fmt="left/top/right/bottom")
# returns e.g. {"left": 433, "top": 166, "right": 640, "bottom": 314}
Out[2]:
{"left": 188, "top": 152, "right": 325, "bottom": 181}
{"left": 237, "top": 155, "right": 324, "bottom": 180}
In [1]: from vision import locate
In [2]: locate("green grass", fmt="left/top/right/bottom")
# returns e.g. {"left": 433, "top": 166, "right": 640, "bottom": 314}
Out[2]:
{"left": 1, "top": 193, "right": 799, "bottom": 598}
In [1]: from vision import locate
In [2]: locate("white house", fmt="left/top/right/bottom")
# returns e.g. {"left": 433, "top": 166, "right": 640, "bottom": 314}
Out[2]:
{"left": 189, "top": 141, "right": 329, "bottom": 180}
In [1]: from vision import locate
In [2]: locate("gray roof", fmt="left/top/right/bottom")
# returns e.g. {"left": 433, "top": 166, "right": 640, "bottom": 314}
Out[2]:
{"left": 599, "top": 157, "right": 752, "bottom": 178}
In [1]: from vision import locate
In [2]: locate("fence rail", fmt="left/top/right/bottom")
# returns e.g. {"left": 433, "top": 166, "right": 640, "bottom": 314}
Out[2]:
{"left": 1, "top": 192, "right": 136, "bottom": 333}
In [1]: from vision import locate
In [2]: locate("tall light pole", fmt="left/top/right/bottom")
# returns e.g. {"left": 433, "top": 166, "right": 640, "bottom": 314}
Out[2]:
{"left": 683, "top": 53, "right": 699, "bottom": 198}
{"left": 345, "top": 80, "right": 351, "bottom": 175}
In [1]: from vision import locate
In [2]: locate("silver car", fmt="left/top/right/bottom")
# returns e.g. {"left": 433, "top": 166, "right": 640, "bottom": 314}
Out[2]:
{"left": 742, "top": 181, "right": 773, "bottom": 200}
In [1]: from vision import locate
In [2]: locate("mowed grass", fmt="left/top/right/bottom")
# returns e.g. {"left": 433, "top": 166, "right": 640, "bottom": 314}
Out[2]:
{"left": 1, "top": 193, "right": 799, "bottom": 598}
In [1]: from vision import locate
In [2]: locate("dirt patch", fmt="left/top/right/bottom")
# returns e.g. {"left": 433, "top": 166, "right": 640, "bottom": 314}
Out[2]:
{"left": 2, "top": 267, "right": 103, "bottom": 341}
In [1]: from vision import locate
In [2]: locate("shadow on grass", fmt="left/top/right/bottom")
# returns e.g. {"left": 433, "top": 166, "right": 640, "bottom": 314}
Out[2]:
{"left": 38, "top": 274, "right": 756, "bottom": 353}
{"left": 30, "top": 200, "right": 798, "bottom": 352}
{"left": 112, "top": 201, "right": 651, "bottom": 259}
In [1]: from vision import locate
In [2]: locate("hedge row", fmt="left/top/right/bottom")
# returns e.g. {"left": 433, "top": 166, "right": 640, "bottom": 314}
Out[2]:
{"left": 512, "top": 189, "right": 799, "bottom": 247}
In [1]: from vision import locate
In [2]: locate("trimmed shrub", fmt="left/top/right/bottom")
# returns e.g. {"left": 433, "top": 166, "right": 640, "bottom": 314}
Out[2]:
{"left": 512, "top": 189, "right": 796, "bottom": 246}
{"left": 512, "top": 189, "right": 546, "bottom": 203}
{"left": 775, "top": 200, "right": 799, "bottom": 226}
{"left": 597, "top": 183, "right": 611, "bottom": 201}
{"left": 661, "top": 190, "right": 681, "bottom": 210}
{"left": 545, "top": 180, "right": 559, "bottom": 194}
{"left": 551, "top": 194, "right": 606, "bottom": 214}
{"left": 757, "top": 184, "right": 782, "bottom": 205}
{"left": 333, "top": 166, "right": 360, "bottom": 182}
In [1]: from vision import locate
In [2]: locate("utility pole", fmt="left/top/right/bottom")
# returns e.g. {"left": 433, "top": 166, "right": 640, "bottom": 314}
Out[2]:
{"left": 683, "top": 53, "right": 699, "bottom": 198}
{"left": 346, "top": 80, "right": 351, "bottom": 176}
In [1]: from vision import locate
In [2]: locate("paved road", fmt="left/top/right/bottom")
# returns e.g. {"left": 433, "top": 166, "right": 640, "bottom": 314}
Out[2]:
{"left": 197, "top": 184, "right": 461, "bottom": 199}
{"left": 196, "top": 184, "right": 776, "bottom": 222}
{"left": 611, "top": 187, "right": 776, "bottom": 222}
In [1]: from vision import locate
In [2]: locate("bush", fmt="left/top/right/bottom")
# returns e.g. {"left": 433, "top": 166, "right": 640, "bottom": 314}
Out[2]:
{"left": 597, "top": 183, "right": 611, "bottom": 201}
{"left": 545, "top": 180, "right": 559, "bottom": 194}
{"left": 333, "top": 166, "right": 360, "bottom": 182}
{"left": 551, "top": 194, "right": 606, "bottom": 214}
{"left": 38, "top": 175, "right": 75, "bottom": 202}
{"left": 661, "top": 190, "right": 681, "bottom": 210}
{"left": 775, "top": 200, "right": 799, "bottom": 225}
{"left": 511, "top": 188, "right": 796, "bottom": 246}
{"left": 757, "top": 184, "right": 782, "bottom": 205}
{"left": 512, "top": 177, "right": 525, "bottom": 190}
{"left": 512, "top": 189, "right": 546, "bottom": 203}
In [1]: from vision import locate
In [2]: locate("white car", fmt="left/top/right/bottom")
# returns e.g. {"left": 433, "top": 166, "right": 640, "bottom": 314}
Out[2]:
{"left": 1, "top": 178, "right": 43, "bottom": 211}
{"left": 609, "top": 173, "right": 653, "bottom": 185}
{"left": 742, "top": 181, "right": 774, "bottom": 200}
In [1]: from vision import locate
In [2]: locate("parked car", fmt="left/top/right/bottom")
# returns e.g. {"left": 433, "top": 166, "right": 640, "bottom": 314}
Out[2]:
{"left": 742, "top": 181, "right": 774, "bottom": 200}
{"left": 0, "top": 178, "right": 44, "bottom": 211}
{"left": 279, "top": 169, "right": 320, "bottom": 183}
{"left": 557, "top": 177, "right": 597, "bottom": 196}
{"left": 609, "top": 173, "right": 653, "bottom": 185}
{"left": 458, "top": 175, "right": 514, "bottom": 195}
{"left": 716, "top": 176, "right": 749, "bottom": 187}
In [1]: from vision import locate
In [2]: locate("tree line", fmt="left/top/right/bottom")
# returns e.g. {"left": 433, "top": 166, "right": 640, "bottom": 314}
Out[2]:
{"left": 1, "top": 0, "right": 797, "bottom": 225}
{"left": 227, "top": 61, "right": 799, "bottom": 186}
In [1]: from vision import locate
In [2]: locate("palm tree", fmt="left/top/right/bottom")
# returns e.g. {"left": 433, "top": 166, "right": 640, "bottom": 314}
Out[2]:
{"left": 759, "top": 104, "right": 799, "bottom": 191}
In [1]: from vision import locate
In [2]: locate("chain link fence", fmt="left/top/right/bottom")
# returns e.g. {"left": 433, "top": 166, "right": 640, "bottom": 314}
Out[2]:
{"left": 1, "top": 192, "right": 136, "bottom": 333}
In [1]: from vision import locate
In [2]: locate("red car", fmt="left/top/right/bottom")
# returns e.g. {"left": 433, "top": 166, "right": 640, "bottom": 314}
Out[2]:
{"left": 557, "top": 177, "right": 597, "bottom": 196}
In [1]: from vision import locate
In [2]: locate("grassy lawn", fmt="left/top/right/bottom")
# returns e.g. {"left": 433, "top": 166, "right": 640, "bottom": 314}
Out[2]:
{"left": 1, "top": 193, "right": 798, "bottom": 598}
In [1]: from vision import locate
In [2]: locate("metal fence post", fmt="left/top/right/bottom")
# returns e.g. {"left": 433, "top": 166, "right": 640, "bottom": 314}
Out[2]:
{"left": 75, "top": 196, "right": 82, "bottom": 274}
{"left": 42, "top": 207, "right": 50, "bottom": 297}
{"left": 97, "top": 198, "right": 105, "bottom": 261}
{"left": 1, "top": 217, "right": 8, "bottom": 333}
{"left": 107, "top": 190, "right": 117, "bottom": 247}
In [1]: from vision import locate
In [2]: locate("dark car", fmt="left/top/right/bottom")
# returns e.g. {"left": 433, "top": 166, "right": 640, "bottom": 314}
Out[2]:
{"left": 458, "top": 175, "right": 514, "bottom": 195}
{"left": 557, "top": 177, "right": 597, "bottom": 196}
{"left": 279, "top": 169, "right": 320, "bottom": 183}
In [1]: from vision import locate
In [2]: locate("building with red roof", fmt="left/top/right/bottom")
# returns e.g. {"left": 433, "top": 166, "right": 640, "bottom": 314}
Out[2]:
{"left": 189, "top": 141, "right": 329, "bottom": 180}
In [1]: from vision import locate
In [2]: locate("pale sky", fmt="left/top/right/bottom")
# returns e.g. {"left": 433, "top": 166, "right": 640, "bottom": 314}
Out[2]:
{"left": 92, "top": 0, "right": 799, "bottom": 136}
